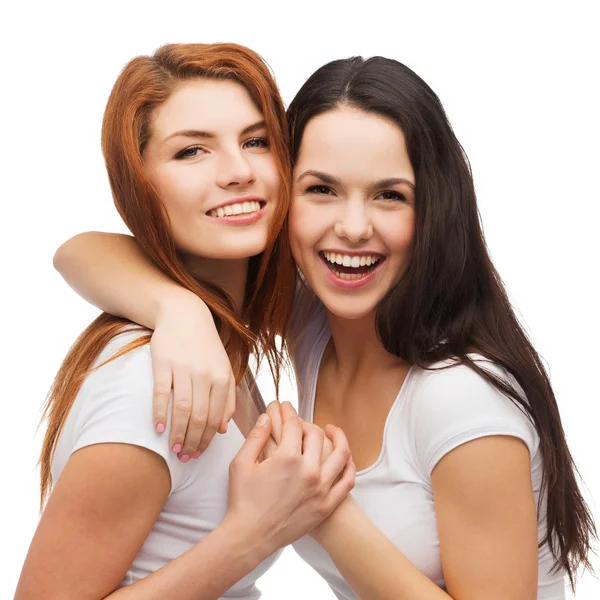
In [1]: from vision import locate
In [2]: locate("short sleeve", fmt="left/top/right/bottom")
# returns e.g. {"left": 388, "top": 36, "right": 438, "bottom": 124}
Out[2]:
{"left": 411, "top": 360, "right": 539, "bottom": 479}
{"left": 71, "top": 331, "right": 187, "bottom": 492}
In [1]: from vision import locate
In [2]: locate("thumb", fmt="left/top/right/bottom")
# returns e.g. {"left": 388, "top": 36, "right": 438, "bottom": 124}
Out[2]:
{"left": 237, "top": 414, "right": 271, "bottom": 464}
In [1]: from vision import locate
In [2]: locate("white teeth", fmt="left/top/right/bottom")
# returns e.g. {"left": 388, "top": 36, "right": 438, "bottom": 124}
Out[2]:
{"left": 322, "top": 252, "right": 382, "bottom": 269}
{"left": 208, "top": 200, "right": 261, "bottom": 218}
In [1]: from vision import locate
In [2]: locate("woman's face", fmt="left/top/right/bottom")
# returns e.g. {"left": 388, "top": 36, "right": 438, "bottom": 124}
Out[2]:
{"left": 289, "top": 106, "right": 416, "bottom": 321}
{"left": 143, "top": 78, "right": 279, "bottom": 260}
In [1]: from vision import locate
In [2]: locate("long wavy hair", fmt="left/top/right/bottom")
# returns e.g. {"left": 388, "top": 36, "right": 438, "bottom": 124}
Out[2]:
{"left": 40, "top": 43, "right": 296, "bottom": 506}
{"left": 287, "top": 56, "right": 596, "bottom": 590}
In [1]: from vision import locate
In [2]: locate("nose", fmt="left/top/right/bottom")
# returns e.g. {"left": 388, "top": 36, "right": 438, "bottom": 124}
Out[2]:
{"left": 216, "top": 147, "right": 256, "bottom": 189}
{"left": 334, "top": 199, "right": 373, "bottom": 243}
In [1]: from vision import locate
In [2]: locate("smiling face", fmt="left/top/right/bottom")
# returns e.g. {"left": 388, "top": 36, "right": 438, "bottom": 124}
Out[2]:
{"left": 289, "top": 106, "right": 416, "bottom": 321}
{"left": 142, "top": 78, "right": 280, "bottom": 261}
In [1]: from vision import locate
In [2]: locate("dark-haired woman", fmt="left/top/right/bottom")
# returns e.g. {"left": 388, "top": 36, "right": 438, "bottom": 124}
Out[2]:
{"left": 53, "top": 55, "right": 596, "bottom": 599}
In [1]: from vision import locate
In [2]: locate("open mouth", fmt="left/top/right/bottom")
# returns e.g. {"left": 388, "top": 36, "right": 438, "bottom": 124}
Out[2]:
{"left": 207, "top": 200, "right": 265, "bottom": 218}
{"left": 319, "top": 251, "right": 385, "bottom": 280}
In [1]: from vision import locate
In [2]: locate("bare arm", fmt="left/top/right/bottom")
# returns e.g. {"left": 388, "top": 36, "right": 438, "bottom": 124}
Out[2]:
{"left": 16, "top": 409, "right": 355, "bottom": 600}
{"left": 53, "top": 232, "right": 201, "bottom": 330}
{"left": 54, "top": 232, "right": 234, "bottom": 456}
{"left": 312, "top": 434, "right": 538, "bottom": 600}
{"left": 15, "top": 443, "right": 271, "bottom": 600}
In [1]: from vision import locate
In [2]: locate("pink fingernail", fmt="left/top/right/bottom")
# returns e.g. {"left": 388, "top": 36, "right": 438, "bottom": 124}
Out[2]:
{"left": 172, "top": 443, "right": 182, "bottom": 453}
{"left": 192, "top": 451, "right": 202, "bottom": 459}
{"left": 156, "top": 423, "right": 165, "bottom": 434}
{"left": 179, "top": 454, "right": 190, "bottom": 463}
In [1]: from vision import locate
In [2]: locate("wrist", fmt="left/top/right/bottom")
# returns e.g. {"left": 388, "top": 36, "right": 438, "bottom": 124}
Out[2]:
{"left": 156, "top": 289, "right": 211, "bottom": 329}
{"left": 219, "top": 513, "right": 277, "bottom": 563}
{"left": 310, "top": 495, "right": 356, "bottom": 547}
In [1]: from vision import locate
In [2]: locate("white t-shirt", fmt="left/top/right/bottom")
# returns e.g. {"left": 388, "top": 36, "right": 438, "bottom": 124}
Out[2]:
{"left": 51, "top": 328, "right": 282, "bottom": 598}
{"left": 288, "top": 293, "right": 566, "bottom": 600}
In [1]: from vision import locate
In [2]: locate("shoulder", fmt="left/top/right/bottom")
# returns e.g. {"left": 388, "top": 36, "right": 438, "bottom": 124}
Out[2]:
{"left": 64, "top": 327, "right": 187, "bottom": 491}
{"left": 406, "top": 356, "right": 539, "bottom": 478}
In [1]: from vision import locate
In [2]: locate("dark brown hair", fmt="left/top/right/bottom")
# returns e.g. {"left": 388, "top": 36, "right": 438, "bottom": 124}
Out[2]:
{"left": 287, "top": 56, "right": 596, "bottom": 590}
{"left": 40, "top": 43, "right": 296, "bottom": 506}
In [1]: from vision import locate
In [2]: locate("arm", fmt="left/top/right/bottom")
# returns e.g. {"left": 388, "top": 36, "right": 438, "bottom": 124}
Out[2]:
{"left": 312, "top": 435, "right": 538, "bottom": 600}
{"left": 53, "top": 232, "right": 200, "bottom": 330}
{"left": 16, "top": 407, "right": 355, "bottom": 600}
{"left": 54, "top": 232, "right": 234, "bottom": 456}
{"left": 15, "top": 443, "right": 271, "bottom": 600}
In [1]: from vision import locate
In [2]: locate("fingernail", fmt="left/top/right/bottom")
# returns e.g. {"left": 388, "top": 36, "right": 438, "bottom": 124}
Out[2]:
{"left": 156, "top": 423, "right": 165, "bottom": 434}
{"left": 192, "top": 450, "right": 202, "bottom": 459}
{"left": 179, "top": 454, "right": 190, "bottom": 463}
{"left": 172, "top": 443, "right": 182, "bottom": 453}
{"left": 257, "top": 414, "right": 269, "bottom": 426}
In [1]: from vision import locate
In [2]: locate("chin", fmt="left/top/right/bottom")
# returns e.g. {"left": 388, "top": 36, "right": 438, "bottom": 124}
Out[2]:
{"left": 317, "top": 291, "right": 379, "bottom": 322}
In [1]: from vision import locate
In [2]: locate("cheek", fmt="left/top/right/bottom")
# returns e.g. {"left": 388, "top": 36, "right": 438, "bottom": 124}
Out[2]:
{"left": 379, "top": 211, "right": 415, "bottom": 256}
{"left": 254, "top": 155, "right": 280, "bottom": 198}
{"left": 154, "top": 168, "right": 206, "bottom": 217}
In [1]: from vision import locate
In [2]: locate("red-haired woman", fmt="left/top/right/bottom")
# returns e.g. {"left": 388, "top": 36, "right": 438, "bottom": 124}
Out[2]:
{"left": 15, "top": 44, "right": 355, "bottom": 600}
{"left": 50, "top": 56, "right": 596, "bottom": 599}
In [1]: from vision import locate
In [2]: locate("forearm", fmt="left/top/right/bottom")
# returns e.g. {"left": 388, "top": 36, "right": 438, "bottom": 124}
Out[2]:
{"left": 53, "top": 232, "right": 200, "bottom": 329}
{"left": 314, "top": 498, "right": 451, "bottom": 600}
{"left": 107, "top": 517, "right": 275, "bottom": 600}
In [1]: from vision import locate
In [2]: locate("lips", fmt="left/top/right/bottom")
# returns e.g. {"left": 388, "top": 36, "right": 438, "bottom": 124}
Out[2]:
{"left": 318, "top": 251, "right": 386, "bottom": 288}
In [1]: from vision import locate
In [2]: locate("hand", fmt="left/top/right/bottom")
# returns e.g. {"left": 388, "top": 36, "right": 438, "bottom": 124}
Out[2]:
{"left": 226, "top": 402, "right": 356, "bottom": 554}
{"left": 263, "top": 401, "right": 334, "bottom": 465}
{"left": 151, "top": 296, "right": 236, "bottom": 461}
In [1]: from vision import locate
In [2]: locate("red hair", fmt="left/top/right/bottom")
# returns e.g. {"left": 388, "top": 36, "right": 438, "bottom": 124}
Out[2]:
{"left": 39, "top": 43, "right": 296, "bottom": 506}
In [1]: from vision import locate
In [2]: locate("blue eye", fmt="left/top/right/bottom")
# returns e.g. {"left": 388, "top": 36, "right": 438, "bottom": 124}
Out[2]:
{"left": 175, "top": 146, "right": 205, "bottom": 159}
{"left": 244, "top": 137, "right": 270, "bottom": 149}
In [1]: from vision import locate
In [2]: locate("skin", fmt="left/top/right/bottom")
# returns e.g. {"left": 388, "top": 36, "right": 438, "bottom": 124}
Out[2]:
{"left": 53, "top": 104, "right": 540, "bottom": 598}
{"left": 16, "top": 78, "right": 356, "bottom": 599}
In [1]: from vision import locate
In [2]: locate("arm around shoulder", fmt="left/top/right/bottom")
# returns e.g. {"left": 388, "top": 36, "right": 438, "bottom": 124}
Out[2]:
{"left": 53, "top": 231, "right": 198, "bottom": 329}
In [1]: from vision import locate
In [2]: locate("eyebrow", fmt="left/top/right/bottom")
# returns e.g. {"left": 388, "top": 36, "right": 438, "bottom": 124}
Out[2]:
{"left": 296, "top": 170, "right": 415, "bottom": 191}
{"left": 163, "top": 120, "right": 267, "bottom": 144}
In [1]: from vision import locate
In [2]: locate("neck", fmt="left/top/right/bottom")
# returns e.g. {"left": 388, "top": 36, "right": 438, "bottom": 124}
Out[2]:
{"left": 181, "top": 254, "right": 249, "bottom": 315}
{"left": 325, "top": 310, "right": 406, "bottom": 383}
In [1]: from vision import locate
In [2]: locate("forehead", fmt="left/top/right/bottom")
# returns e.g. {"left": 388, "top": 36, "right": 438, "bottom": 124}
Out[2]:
{"left": 150, "top": 78, "right": 263, "bottom": 138}
{"left": 296, "top": 107, "right": 413, "bottom": 180}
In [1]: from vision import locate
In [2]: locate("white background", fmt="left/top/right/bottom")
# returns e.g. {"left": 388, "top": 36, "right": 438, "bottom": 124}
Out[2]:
{"left": 2, "top": 0, "right": 599, "bottom": 597}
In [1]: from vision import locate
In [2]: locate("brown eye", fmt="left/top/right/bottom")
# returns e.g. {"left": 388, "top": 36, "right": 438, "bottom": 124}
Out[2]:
{"left": 306, "top": 185, "right": 334, "bottom": 195}
{"left": 377, "top": 190, "right": 407, "bottom": 202}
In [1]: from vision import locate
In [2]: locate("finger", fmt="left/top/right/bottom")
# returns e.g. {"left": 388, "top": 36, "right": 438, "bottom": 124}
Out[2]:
{"left": 277, "top": 403, "right": 303, "bottom": 456}
{"left": 280, "top": 401, "right": 298, "bottom": 420}
{"left": 179, "top": 375, "right": 210, "bottom": 460}
{"left": 266, "top": 401, "right": 283, "bottom": 444}
{"left": 218, "top": 374, "right": 236, "bottom": 434}
{"left": 301, "top": 423, "right": 325, "bottom": 473}
{"left": 320, "top": 426, "right": 352, "bottom": 485}
{"left": 324, "top": 456, "right": 356, "bottom": 509}
{"left": 151, "top": 361, "right": 173, "bottom": 434}
{"left": 304, "top": 422, "right": 331, "bottom": 464}
{"left": 263, "top": 434, "right": 279, "bottom": 460}
{"left": 234, "top": 414, "right": 271, "bottom": 465}
{"left": 196, "top": 378, "right": 227, "bottom": 455}
{"left": 169, "top": 370, "right": 193, "bottom": 454}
